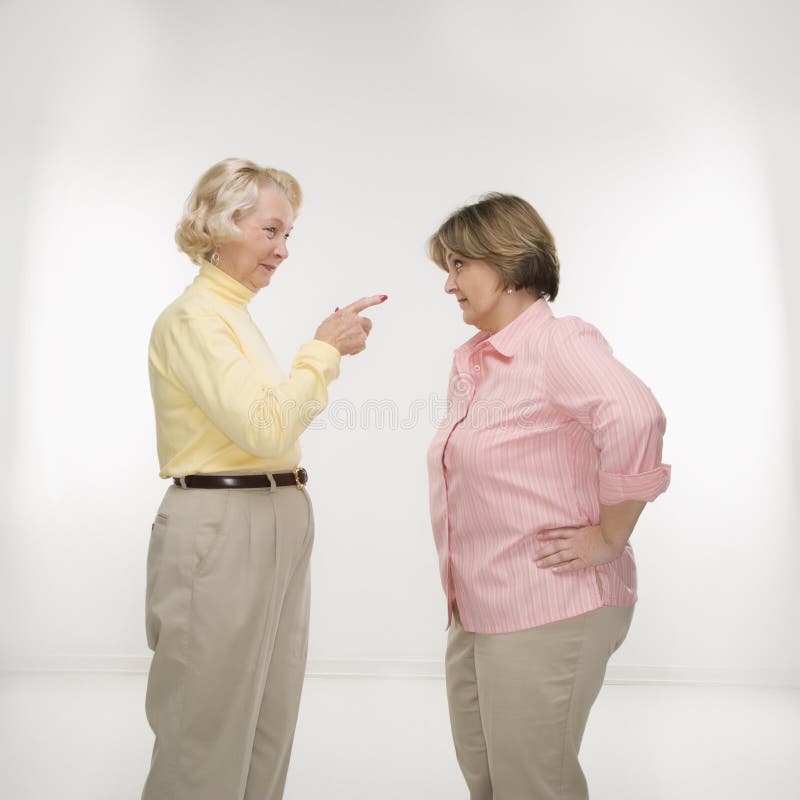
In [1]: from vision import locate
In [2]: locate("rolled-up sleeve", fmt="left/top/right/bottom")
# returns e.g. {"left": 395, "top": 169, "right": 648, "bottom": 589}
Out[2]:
{"left": 162, "top": 310, "right": 340, "bottom": 459}
{"left": 544, "top": 317, "right": 671, "bottom": 504}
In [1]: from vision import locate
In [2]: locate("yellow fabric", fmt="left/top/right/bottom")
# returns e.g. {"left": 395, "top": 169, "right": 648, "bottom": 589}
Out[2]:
{"left": 148, "top": 260, "right": 341, "bottom": 478}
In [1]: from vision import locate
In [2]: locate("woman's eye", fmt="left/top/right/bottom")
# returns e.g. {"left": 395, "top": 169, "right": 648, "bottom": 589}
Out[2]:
{"left": 284, "top": 233, "right": 291, "bottom": 241}
{"left": 264, "top": 227, "right": 277, "bottom": 236}
{"left": 454, "top": 259, "right": 464, "bottom": 270}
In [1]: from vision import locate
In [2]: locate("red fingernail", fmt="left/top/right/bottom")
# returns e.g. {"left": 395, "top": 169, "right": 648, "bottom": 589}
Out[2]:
{"left": 380, "top": 295, "right": 388, "bottom": 301}
{"left": 335, "top": 307, "right": 339, "bottom": 312}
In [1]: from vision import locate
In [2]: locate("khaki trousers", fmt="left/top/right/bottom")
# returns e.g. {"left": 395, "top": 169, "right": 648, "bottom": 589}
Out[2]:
{"left": 141, "top": 481, "right": 315, "bottom": 800}
{"left": 446, "top": 605, "right": 634, "bottom": 800}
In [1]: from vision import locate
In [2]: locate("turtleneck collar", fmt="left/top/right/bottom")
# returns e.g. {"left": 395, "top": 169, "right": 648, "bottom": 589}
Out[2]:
{"left": 193, "top": 260, "right": 256, "bottom": 307}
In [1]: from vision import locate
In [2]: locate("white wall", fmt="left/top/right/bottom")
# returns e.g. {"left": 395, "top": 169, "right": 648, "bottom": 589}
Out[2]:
{"left": 1, "top": 0, "right": 798, "bottom": 685}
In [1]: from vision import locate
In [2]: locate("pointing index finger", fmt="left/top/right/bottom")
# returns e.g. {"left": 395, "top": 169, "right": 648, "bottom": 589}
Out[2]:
{"left": 340, "top": 295, "right": 388, "bottom": 315}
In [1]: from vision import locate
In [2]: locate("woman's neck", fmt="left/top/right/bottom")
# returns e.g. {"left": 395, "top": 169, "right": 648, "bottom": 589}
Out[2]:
{"left": 481, "top": 292, "right": 539, "bottom": 335}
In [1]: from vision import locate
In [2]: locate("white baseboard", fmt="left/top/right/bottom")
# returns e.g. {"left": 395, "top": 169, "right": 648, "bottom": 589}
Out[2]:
{"left": 0, "top": 655, "right": 797, "bottom": 688}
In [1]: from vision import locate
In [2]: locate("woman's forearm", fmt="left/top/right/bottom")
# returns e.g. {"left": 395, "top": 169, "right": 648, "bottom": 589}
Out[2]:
{"left": 599, "top": 499, "right": 647, "bottom": 552}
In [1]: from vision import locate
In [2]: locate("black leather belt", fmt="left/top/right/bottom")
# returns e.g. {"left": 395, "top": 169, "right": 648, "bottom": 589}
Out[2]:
{"left": 173, "top": 468, "right": 308, "bottom": 489}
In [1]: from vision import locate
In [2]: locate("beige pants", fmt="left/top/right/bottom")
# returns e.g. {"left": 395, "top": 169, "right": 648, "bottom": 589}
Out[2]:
{"left": 446, "top": 605, "right": 634, "bottom": 800}
{"left": 141, "top": 482, "right": 315, "bottom": 800}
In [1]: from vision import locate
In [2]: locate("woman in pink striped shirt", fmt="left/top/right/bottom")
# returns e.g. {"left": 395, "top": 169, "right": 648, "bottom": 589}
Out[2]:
{"left": 426, "top": 193, "right": 670, "bottom": 800}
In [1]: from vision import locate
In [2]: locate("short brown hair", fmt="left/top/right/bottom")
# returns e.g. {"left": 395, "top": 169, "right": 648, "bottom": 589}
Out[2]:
{"left": 427, "top": 193, "right": 559, "bottom": 300}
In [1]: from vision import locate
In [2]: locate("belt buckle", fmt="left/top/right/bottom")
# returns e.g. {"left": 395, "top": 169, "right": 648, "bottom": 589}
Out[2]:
{"left": 293, "top": 467, "right": 307, "bottom": 489}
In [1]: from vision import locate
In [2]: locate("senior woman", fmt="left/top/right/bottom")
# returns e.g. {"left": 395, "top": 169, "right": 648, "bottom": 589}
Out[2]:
{"left": 143, "top": 158, "right": 385, "bottom": 800}
{"left": 426, "top": 193, "right": 670, "bottom": 800}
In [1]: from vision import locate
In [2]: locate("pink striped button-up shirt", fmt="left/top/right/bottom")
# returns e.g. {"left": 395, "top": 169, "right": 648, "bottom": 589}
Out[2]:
{"left": 427, "top": 298, "right": 671, "bottom": 633}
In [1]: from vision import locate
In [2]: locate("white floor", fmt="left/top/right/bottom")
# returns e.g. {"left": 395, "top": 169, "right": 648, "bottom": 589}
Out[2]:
{"left": 1, "top": 673, "right": 798, "bottom": 799}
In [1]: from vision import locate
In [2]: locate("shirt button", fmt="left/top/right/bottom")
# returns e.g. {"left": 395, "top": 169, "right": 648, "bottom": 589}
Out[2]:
{"left": 473, "top": 364, "right": 481, "bottom": 372}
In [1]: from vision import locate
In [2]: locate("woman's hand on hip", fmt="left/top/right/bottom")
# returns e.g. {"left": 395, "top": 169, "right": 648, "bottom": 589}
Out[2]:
{"left": 534, "top": 525, "right": 624, "bottom": 574}
{"left": 314, "top": 295, "right": 387, "bottom": 356}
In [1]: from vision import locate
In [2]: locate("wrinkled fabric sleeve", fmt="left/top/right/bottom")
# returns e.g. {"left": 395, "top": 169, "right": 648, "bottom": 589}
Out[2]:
{"left": 544, "top": 318, "right": 671, "bottom": 504}
{"left": 162, "top": 311, "right": 340, "bottom": 459}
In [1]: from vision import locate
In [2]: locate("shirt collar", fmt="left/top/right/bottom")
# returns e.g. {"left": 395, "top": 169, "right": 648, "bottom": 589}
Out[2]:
{"left": 193, "top": 260, "right": 256, "bottom": 307}
{"left": 454, "top": 298, "right": 554, "bottom": 358}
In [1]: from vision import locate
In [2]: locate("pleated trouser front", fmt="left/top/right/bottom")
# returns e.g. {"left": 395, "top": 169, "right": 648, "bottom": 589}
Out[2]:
{"left": 141, "top": 481, "right": 314, "bottom": 800}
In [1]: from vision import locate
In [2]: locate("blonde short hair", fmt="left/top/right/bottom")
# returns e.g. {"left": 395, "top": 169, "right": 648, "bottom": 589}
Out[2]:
{"left": 427, "top": 193, "right": 559, "bottom": 300}
{"left": 175, "top": 158, "right": 303, "bottom": 265}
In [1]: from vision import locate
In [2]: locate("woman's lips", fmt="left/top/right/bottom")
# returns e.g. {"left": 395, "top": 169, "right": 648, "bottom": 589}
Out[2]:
{"left": 260, "top": 263, "right": 277, "bottom": 272}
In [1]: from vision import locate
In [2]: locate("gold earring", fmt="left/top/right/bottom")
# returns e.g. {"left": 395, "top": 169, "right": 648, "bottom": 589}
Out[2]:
{"left": 210, "top": 251, "right": 220, "bottom": 266}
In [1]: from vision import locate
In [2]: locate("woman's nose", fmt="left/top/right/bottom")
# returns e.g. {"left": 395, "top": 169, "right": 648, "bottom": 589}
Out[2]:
{"left": 444, "top": 271, "right": 458, "bottom": 294}
{"left": 274, "top": 239, "right": 288, "bottom": 260}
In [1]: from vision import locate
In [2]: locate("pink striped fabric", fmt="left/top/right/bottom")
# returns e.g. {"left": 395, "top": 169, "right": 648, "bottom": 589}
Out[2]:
{"left": 427, "top": 299, "right": 671, "bottom": 633}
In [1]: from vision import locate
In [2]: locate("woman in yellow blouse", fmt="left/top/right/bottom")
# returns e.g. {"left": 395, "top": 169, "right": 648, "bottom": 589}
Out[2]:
{"left": 142, "top": 158, "right": 386, "bottom": 800}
